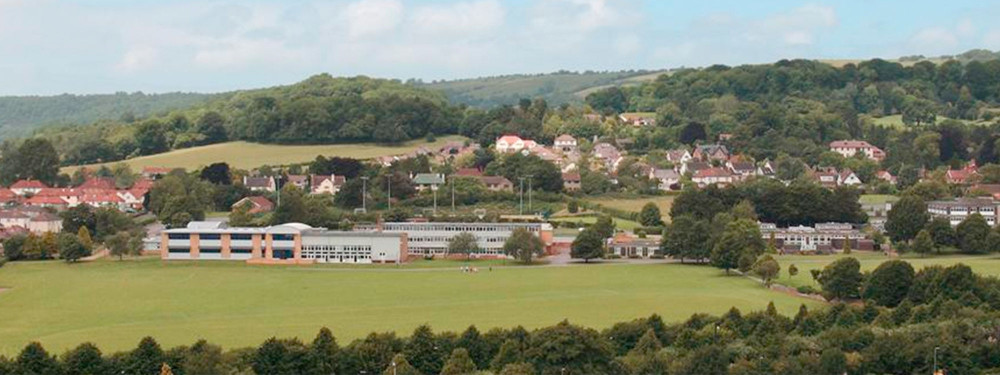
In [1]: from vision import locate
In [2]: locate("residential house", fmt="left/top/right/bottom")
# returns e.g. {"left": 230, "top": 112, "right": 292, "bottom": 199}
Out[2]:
{"left": 813, "top": 167, "right": 840, "bottom": 188}
{"left": 80, "top": 191, "right": 125, "bottom": 210}
{"left": 554, "top": 134, "right": 577, "bottom": 153}
{"left": 24, "top": 195, "right": 66, "bottom": 209}
{"left": 232, "top": 196, "right": 275, "bottom": 214}
{"left": 829, "top": 140, "right": 886, "bottom": 161}
{"left": 117, "top": 187, "right": 148, "bottom": 211}
{"left": 78, "top": 177, "right": 116, "bottom": 190}
{"left": 0, "top": 188, "right": 17, "bottom": 205}
{"left": 757, "top": 159, "right": 776, "bottom": 177}
{"left": 971, "top": 184, "right": 1000, "bottom": 200}
{"left": 649, "top": 168, "right": 681, "bottom": 191}
{"left": 494, "top": 135, "right": 537, "bottom": 153}
{"left": 10, "top": 179, "right": 47, "bottom": 196}
{"left": 530, "top": 146, "right": 562, "bottom": 166}
{"left": 592, "top": 142, "right": 623, "bottom": 172}
{"left": 946, "top": 163, "right": 980, "bottom": 185}
{"left": 608, "top": 233, "right": 660, "bottom": 258}
{"left": 454, "top": 168, "right": 483, "bottom": 177}
{"left": 310, "top": 175, "right": 346, "bottom": 195}
{"left": 412, "top": 173, "right": 445, "bottom": 191}
{"left": 726, "top": 160, "right": 757, "bottom": 181}
{"left": 680, "top": 161, "right": 711, "bottom": 176}
{"left": 480, "top": 176, "right": 514, "bottom": 192}
{"left": 27, "top": 212, "right": 61, "bottom": 234}
{"left": 286, "top": 175, "right": 309, "bottom": 190}
{"left": 839, "top": 169, "right": 863, "bottom": 186}
{"left": 562, "top": 173, "right": 582, "bottom": 191}
{"left": 692, "top": 167, "right": 734, "bottom": 187}
{"left": 693, "top": 144, "right": 730, "bottom": 162}
{"left": 665, "top": 149, "right": 692, "bottom": 164}
{"left": 875, "top": 170, "right": 897, "bottom": 185}
{"left": 243, "top": 176, "right": 276, "bottom": 192}
{"left": 618, "top": 113, "right": 656, "bottom": 126}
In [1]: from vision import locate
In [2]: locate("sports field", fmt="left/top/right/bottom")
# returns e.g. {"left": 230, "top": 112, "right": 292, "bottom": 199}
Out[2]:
{"left": 0, "top": 258, "right": 816, "bottom": 355}
{"left": 61, "top": 135, "right": 467, "bottom": 173}
{"left": 774, "top": 252, "right": 1000, "bottom": 288}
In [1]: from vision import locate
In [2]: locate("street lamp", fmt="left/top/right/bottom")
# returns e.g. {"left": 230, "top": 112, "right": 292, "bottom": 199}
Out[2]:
{"left": 933, "top": 346, "right": 940, "bottom": 375}
{"left": 518, "top": 177, "right": 526, "bottom": 215}
{"left": 387, "top": 175, "right": 391, "bottom": 211}
{"left": 361, "top": 176, "right": 369, "bottom": 213}
{"left": 526, "top": 175, "right": 534, "bottom": 213}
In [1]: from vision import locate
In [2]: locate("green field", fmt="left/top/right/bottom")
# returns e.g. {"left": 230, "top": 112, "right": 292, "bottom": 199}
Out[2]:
{"left": 774, "top": 252, "right": 1000, "bottom": 288}
{"left": 585, "top": 195, "right": 675, "bottom": 222}
{"left": 0, "top": 258, "right": 816, "bottom": 355}
{"left": 867, "top": 114, "right": 991, "bottom": 129}
{"left": 549, "top": 216, "right": 643, "bottom": 231}
{"left": 61, "top": 136, "right": 467, "bottom": 173}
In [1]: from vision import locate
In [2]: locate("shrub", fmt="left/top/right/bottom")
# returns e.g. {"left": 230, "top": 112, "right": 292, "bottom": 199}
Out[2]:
{"left": 797, "top": 285, "right": 819, "bottom": 295}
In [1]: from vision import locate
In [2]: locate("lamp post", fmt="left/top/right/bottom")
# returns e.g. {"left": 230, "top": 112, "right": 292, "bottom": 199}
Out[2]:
{"left": 387, "top": 175, "right": 391, "bottom": 211}
{"left": 518, "top": 177, "right": 525, "bottom": 215}
{"left": 933, "top": 346, "right": 940, "bottom": 375}
{"left": 361, "top": 176, "right": 369, "bottom": 213}
{"left": 526, "top": 175, "right": 534, "bottom": 213}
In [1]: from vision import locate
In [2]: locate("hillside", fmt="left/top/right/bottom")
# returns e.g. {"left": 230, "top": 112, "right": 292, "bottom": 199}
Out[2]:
{"left": 0, "top": 92, "right": 216, "bottom": 139}
{"left": 422, "top": 70, "right": 668, "bottom": 108}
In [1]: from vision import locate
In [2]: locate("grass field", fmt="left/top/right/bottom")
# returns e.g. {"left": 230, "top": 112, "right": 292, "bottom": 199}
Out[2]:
{"left": 585, "top": 195, "right": 675, "bottom": 223}
{"left": 0, "top": 258, "right": 817, "bottom": 355}
{"left": 867, "top": 114, "right": 992, "bottom": 129}
{"left": 61, "top": 136, "right": 467, "bottom": 173}
{"left": 549, "top": 216, "right": 643, "bottom": 231}
{"left": 773, "top": 252, "right": 1000, "bottom": 288}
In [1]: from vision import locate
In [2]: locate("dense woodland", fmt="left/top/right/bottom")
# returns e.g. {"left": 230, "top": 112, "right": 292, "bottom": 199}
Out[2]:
{"left": 3, "top": 259, "right": 1000, "bottom": 375}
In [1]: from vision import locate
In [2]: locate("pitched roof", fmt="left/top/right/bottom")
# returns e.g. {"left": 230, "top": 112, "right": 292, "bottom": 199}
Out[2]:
{"left": 286, "top": 175, "right": 308, "bottom": 184}
{"left": 78, "top": 177, "right": 116, "bottom": 190}
{"left": 562, "top": 172, "right": 581, "bottom": 182}
{"left": 694, "top": 167, "right": 733, "bottom": 178}
{"left": 829, "top": 140, "right": 875, "bottom": 148}
{"left": 10, "top": 179, "right": 47, "bottom": 189}
{"left": 454, "top": 168, "right": 483, "bottom": 177}
{"left": 30, "top": 212, "right": 60, "bottom": 222}
{"left": 555, "top": 134, "right": 576, "bottom": 143}
{"left": 244, "top": 176, "right": 273, "bottom": 188}
{"left": 24, "top": 195, "right": 66, "bottom": 205}
{"left": 652, "top": 169, "right": 680, "bottom": 180}
{"left": 412, "top": 173, "right": 445, "bottom": 185}
{"left": 480, "top": 176, "right": 512, "bottom": 186}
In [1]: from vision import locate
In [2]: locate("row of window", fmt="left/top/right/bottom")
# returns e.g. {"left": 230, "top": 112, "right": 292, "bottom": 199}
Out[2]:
{"left": 382, "top": 224, "right": 540, "bottom": 233}
{"left": 167, "top": 233, "right": 270, "bottom": 240}
{"left": 167, "top": 247, "right": 252, "bottom": 254}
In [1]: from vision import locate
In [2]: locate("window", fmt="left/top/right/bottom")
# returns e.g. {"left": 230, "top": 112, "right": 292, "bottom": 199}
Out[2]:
{"left": 167, "top": 233, "right": 190, "bottom": 240}
{"left": 232, "top": 248, "right": 252, "bottom": 254}
{"left": 201, "top": 234, "right": 221, "bottom": 240}
{"left": 272, "top": 234, "right": 295, "bottom": 241}
{"left": 201, "top": 248, "right": 221, "bottom": 253}
{"left": 168, "top": 247, "right": 189, "bottom": 253}
{"left": 231, "top": 234, "right": 253, "bottom": 240}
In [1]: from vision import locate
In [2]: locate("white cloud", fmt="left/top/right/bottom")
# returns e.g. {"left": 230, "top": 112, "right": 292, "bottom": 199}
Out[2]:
{"left": 343, "top": 0, "right": 403, "bottom": 39}
{"left": 749, "top": 4, "right": 837, "bottom": 47}
{"left": 410, "top": 0, "right": 505, "bottom": 35}
{"left": 529, "top": 0, "right": 637, "bottom": 33}
{"left": 116, "top": 46, "right": 159, "bottom": 72}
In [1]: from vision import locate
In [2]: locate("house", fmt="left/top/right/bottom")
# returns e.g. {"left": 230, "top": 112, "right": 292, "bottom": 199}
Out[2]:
{"left": 592, "top": 143, "right": 623, "bottom": 172}
{"left": 618, "top": 113, "right": 656, "bottom": 126}
{"left": 0, "top": 188, "right": 17, "bottom": 205}
{"left": 562, "top": 173, "right": 581, "bottom": 191}
{"left": 829, "top": 140, "right": 886, "bottom": 161}
{"left": 554, "top": 134, "right": 577, "bottom": 153}
{"left": 971, "top": 184, "right": 1000, "bottom": 200}
{"left": 665, "top": 149, "right": 692, "bottom": 164}
{"left": 494, "top": 135, "right": 537, "bottom": 153}
{"left": 530, "top": 146, "right": 562, "bottom": 165}
{"left": 412, "top": 173, "right": 445, "bottom": 191}
{"left": 24, "top": 195, "right": 68, "bottom": 209}
{"left": 839, "top": 169, "right": 863, "bottom": 186}
{"left": 608, "top": 233, "right": 660, "bottom": 258}
{"left": 875, "top": 170, "right": 897, "bottom": 185}
{"left": 680, "top": 161, "right": 711, "bottom": 176}
{"left": 693, "top": 144, "right": 730, "bottom": 162}
{"left": 141, "top": 167, "right": 173, "bottom": 180}
{"left": 117, "top": 187, "right": 149, "bottom": 210}
{"left": 27, "top": 212, "right": 62, "bottom": 234}
{"left": 78, "top": 177, "right": 116, "bottom": 190}
{"left": 454, "top": 168, "right": 483, "bottom": 177}
{"left": 480, "top": 176, "right": 514, "bottom": 192}
{"left": 10, "top": 179, "right": 47, "bottom": 196}
{"left": 310, "top": 174, "right": 346, "bottom": 195}
{"left": 35, "top": 188, "right": 80, "bottom": 207}
{"left": 80, "top": 191, "right": 125, "bottom": 209}
{"left": 286, "top": 175, "right": 309, "bottom": 190}
{"left": 727, "top": 161, "right": 757, "bottom": 180}
{"left": 243, "top": 176, "right": 276, "bottom": 192}
{"left": 692, "top": 167, "right": 734, "bottom": 187}
{"left": 757, "top": 159, "right": 776, "bottom": 177}
{"left": 232, "top": 196, "right": 274, "bottom": 214}
{"left": 0, "top": 211, "right": 29, "bottom": 229}
{"left": 813, "top": 168, "right": 840, "bottom": 188}
{"left": 649, "top": 169, "right": 681, "bottom": 191}
{"left": 946, "top": 163, "right": 980, "bottom": 185}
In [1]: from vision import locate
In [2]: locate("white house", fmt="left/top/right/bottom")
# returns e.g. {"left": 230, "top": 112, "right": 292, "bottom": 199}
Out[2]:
{"left": 554, "top": 134, "right": 577, "bottom": 153}
{"left": 829, "top": 140, "right": 885, "bottom": 161}
{"left": 494, "top": 135, "right": 538, "bottom": 153}
{"left": 310, "top": 174, "right": 346, "bottom": 195}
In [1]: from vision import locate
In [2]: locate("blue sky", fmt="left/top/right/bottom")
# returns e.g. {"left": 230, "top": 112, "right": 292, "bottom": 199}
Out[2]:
{"left": 1, "top": 0, "right": 998, "bottom": 95}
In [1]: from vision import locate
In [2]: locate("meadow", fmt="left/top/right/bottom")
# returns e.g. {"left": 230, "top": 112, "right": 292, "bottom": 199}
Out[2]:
{"left": 0, "top": 258, "right": 815, "bottom": 355}
{"left": 585, "top": 195, "right": 676, "bottom": 223}
{"left": 61, "top": 136, "right": 467, "bottom": 173}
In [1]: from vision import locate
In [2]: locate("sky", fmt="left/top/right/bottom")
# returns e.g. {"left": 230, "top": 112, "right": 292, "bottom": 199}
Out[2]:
{"left": 2, "top": 0, "right": 1000, "bottom": 95}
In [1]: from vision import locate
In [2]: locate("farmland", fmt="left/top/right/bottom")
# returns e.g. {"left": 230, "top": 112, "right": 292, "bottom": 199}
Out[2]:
{"left": 773, "top": 252, "right": 1000, "bottom": 288}
{"left": 0, "top": 257, "right": 816, "bottom": 355}
{"left": 61, "top": 136, "right": 466, "bottom": 173}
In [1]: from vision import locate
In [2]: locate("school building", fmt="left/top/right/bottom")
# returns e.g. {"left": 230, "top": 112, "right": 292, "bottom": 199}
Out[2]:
{"left": 354, "top": 221, "right": 555, "bottom": 258}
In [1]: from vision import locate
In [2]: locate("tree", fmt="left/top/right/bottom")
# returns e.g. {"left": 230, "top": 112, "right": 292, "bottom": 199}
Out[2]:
{"left": 788, "top": 264, "right": 799, "bottom": 279}
{"left": 711, "top": 219, "right": 765, "bottom": 274}
{"left": 819, "top": 348, "right": 847, "bottom": 375}
{"left": 199, "top": 163, "right": 232, "bottom": 185}
{"left": 660, "top": 215, "right": 711, "bottom": 263}
{"left": 567, "top": 200, "right": 579, "bottom": 214}
{"left": 502, "top": 228, "right": 545, "bottom": 264}
{"left": 61, "top": 204, "right": 97, "bottom": 236}
{"left": 522, "top": 321, "right": 615, "bottom": 374}
{"left": 76, "top": 227, "right": 93, "bottom": 249}
{"left": 148, "top": 173, "right": 214, "bottom": 228}
{"left": 592, "top": 215, "right": 615, "bottom": 239}
{"left": 638, "top": 202, "right": 663, "bottom": 227}
{"left": 305, "top": 327, "right": 340, "bottom": 375}
{"left": 196, "top": 111, "right": 228, "bottom": 144}
{"left": 439, "top": 348, "right": 476, "bottom": 375}
{"left": 571, "top": 227, "right": 604, "bottom": 262}
{"left": 956, "top": 213, "right": 991, "bottom": 254}
{"left": 885, "top": 195, "right": 929, "bottom": 243}
{"left": 911, "top": 229, "right": 934, "bottom": 257}
{"left": 106, "top": 231, "right": 140, "bottom": 260}
{"left": 135, "top": 119, "right": 169, "bottom": 155}
{"left": 3, "top": 234, "right": 27, "bottom": 261}
{"left": 229, "top": 201, "right": 255, "bottom": 227}
{"left": 404, "top": 325, "right": 445, "bottom": 375}
{"left": 124, "top": 337, "right": 166, "bottom": 375}
{"left": 383, "top": 353, "right": 421, "bottom": 375}
{"left": 62, "top": 342, "right": 106, "bottom": 375}
{"left": 180, "top": 340, "right": 224, "bottom": 375}
{"left": 15, "top": 342, "right": 60, "bottom": 375}
{"left": 253, "top": 338, "right": 309, "bottom": 375}
{"left": 752, "top": 255, "right": 781, "bottom": 287}
{"left": 272, "top": 185, "right": 308, "bottom": 225}
{"left": 456, "top": 326, "right": 490, "bottom": 370}
{"left": 447, "top": 232, "right": 480, "bottom": 259}
{"left": 818, "top": 257, "right": 862, "bottom": 301}
{"left": 926, "top": 217, "right": 956, "bottom": 249}
{"left": 498, "top": 363, "right": 535, "bottom": 375}
{"left": 862, "top": 260, "right": 914, "bottom": 307}
{"left": 59, "top": 233, "right": 91, "bottom": 263}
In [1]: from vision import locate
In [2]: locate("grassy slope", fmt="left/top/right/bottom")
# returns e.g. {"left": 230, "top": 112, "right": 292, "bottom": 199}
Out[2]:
{"left": 775, "top": 253, "right": 1000, "bottom": 288}
{"left": 61, "top": 136, "right": 466, "bottom": 173}
{"left": 585, "top": 196, "right": 676, "bottom": 223}
{"left": 867, "top": 114, "right": 992, "bottom": 129}
{"left": 549, "top": 216, "right": 643, "bottom": 231}
{"left": 0, "top": 258, "right": 815, "bottom": 354}
{"left": 425, "top": 71, "right": 668, "bottom": 107}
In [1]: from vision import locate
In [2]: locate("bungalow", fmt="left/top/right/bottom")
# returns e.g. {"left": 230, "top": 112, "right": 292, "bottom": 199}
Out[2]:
{"left": 727, "top": 161, "right": 756, "bottom": 180}
{"left": 286, "top": 175, "right": 309, "bottom": 190}
{"left": 562, "top": 172, "right": 582, "bottom": 191}
{"left": 412, "top": 173, "right": 445, "bottom": 191}
{"left": 232, "top": 196, "right": 274, "bottom": 214}
{"left": 24, "top": 195, "right": 67, "bottom": 209}
{"left": 650, "top": 168, "right": 681, "bottom": 191}
{"left": 80, "top": 191, "right": 125, "bottom": 209}
{"left": 10, "top": 179, "right": 47, "bottom": 196}
{"left": 693, "top": 144, "right": 730, "bottom": 162}
{"left": 0, "top": 188, "right": 17, "bottom": 205}
{"left": 243, "top": 176, "right": 276, "bottom": 192}
{"left": 829, "top": 140, "right": 885, "bottom": 161}
{"left": 494, "top": 135, "right": 537, "bottom": 153}
{"left": 608, "top": 233, "right": 660, "bottom": 258}
{"left": 480, "top": 176, "right": 514, "bottom": 192}
{"left": 554, "top": 134, "right": 577, "bottom": 153}
{"left": 692, "top": 167, "right": 734, "bottom": 187}
{"left": 310, "top": 174, "right": 347, "bottom": 195}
